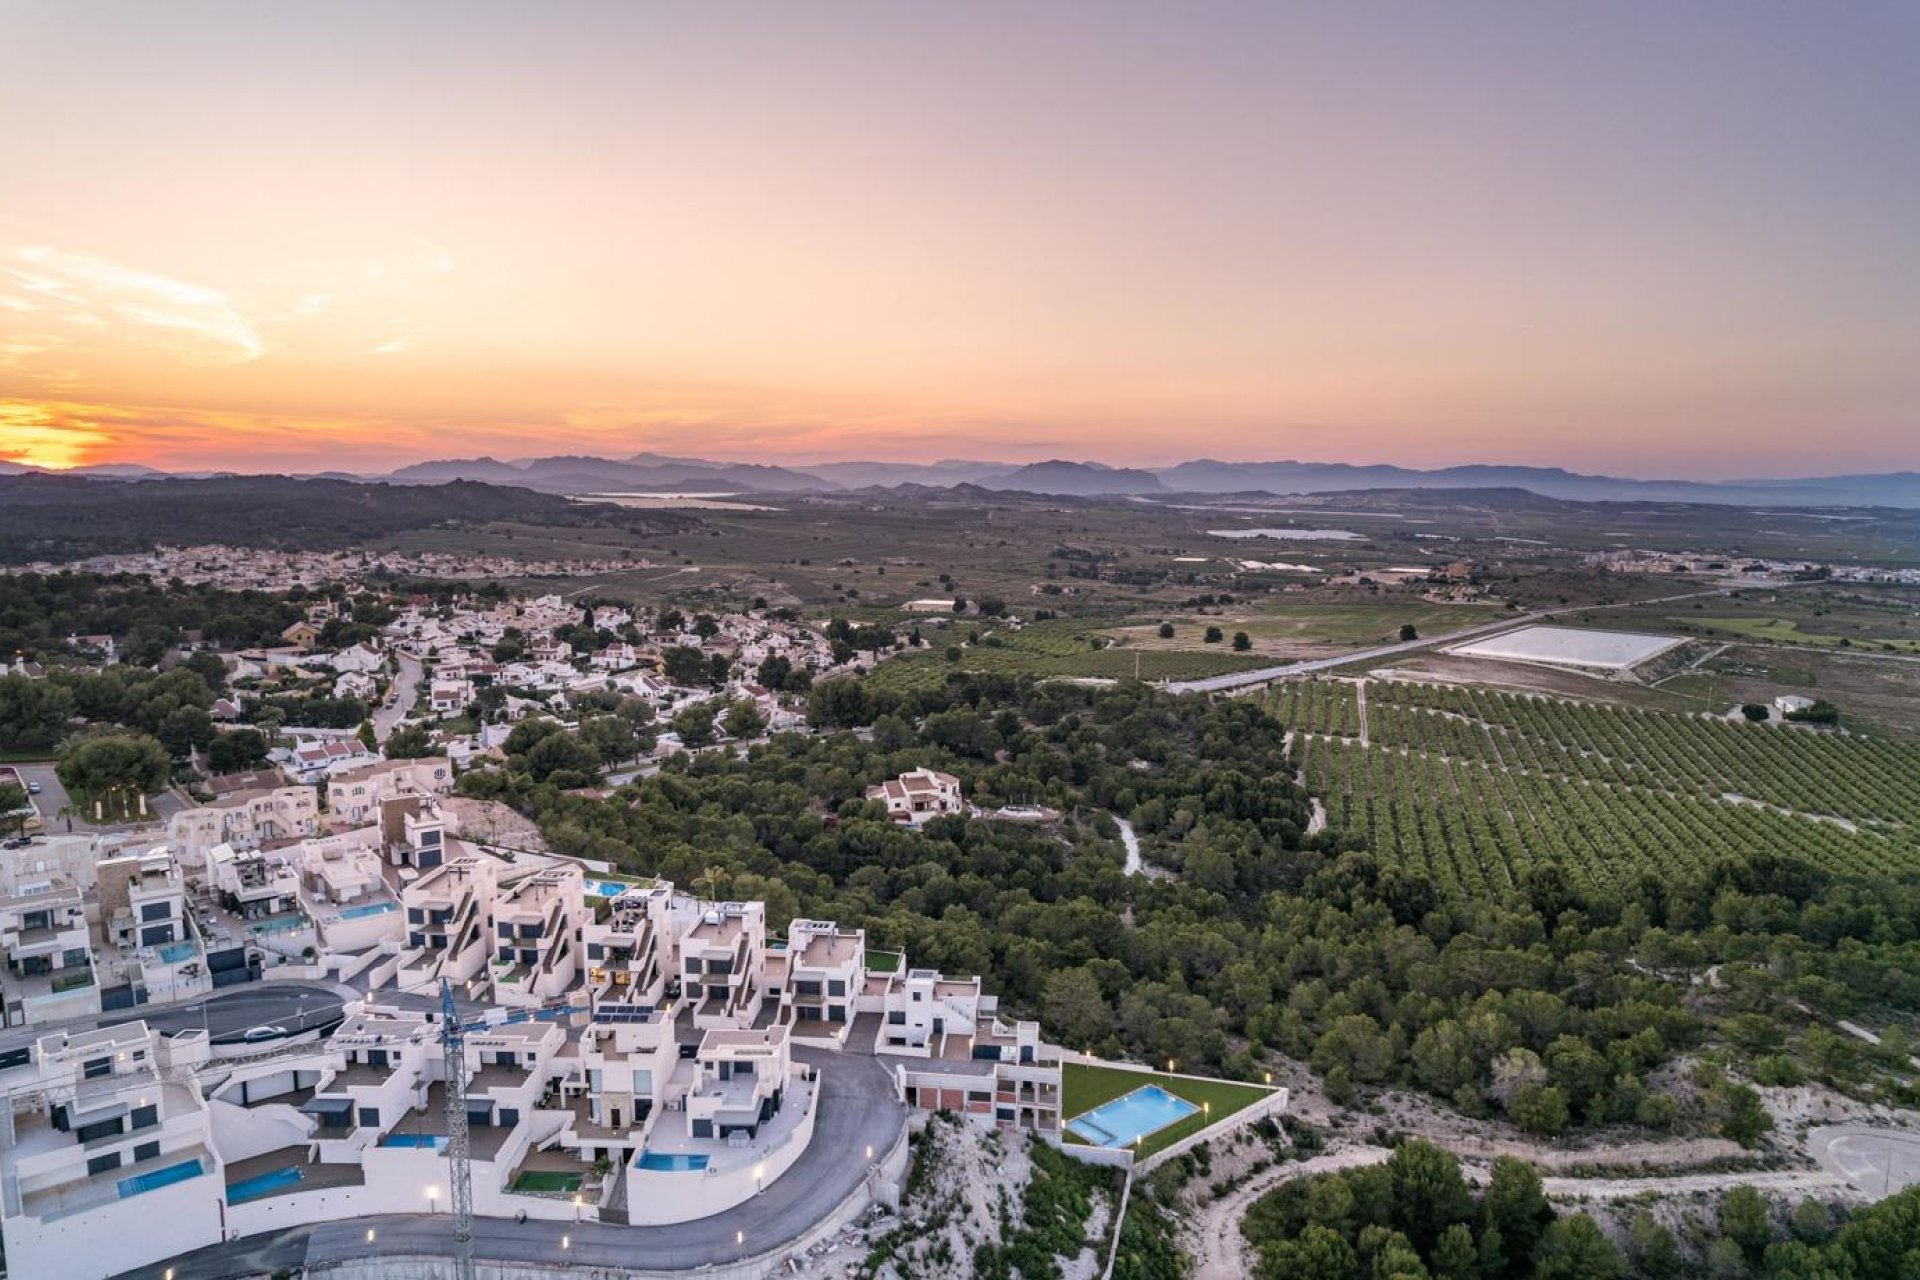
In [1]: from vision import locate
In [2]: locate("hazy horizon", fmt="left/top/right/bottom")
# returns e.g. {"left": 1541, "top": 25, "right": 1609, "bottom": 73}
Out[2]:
{"left": 4, "top": 2, "right": 1916, "bottom": 477}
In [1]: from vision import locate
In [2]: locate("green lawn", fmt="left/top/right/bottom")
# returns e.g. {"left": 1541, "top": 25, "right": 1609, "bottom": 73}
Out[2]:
{"left": 511, "top": 1170, "right": 582, "bottom": 1194}
{"left": 866, "top": 948, "right": 905, "bottom": 974}
{"left": 1691, "top": 615, "right": 1920, "bottom": 654}
{"left": 1060, "top": 1062, "right": 1275, "bottom": 1157}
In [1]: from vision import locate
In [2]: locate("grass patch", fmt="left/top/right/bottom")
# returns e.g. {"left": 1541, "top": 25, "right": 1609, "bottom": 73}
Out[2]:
{"left": 510, "top": 1169, "right": 583, "bottom": 1194}
{"left": 1061, "top": 1063, "right": 1273, "bottom": 1157}
{"left": 1692, "top": 615, "right": 1920, "bottom": 654}
{"left": 866, "top": 948, "right": 905, "bottom": 974}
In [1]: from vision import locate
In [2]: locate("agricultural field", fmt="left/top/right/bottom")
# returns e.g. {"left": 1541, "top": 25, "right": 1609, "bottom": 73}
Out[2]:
{"left": 861, "top": 616, "right": 1270, "bottom": 692}
{"left": 1264, "top": 676, "right": 1920, "bottom": 898}
{"left": 1262, "top": 678, "right": 1362, "bottom": 737}
{"left": 1102, "top": 598, "right": 1504, "bottom": 660}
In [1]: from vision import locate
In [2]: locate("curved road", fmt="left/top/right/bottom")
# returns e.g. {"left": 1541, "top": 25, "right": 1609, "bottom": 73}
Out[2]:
{"left": 115, "top": 1045, "right": 905, "bottom": 1280}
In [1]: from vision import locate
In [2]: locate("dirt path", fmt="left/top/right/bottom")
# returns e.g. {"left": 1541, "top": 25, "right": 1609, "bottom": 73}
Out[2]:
{"left": 1355, "top": 678, "right": 1370, "bottom": 746}
{"left": 1189, "top": 1147, "right": 1391, "bottom": 1280}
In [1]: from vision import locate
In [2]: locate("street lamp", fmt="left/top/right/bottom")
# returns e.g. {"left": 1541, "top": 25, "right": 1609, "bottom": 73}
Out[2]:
{"left": 561, "top": 1234, "right": 571, "bottom": 1251}
{"left": 427, "top": 1185, "right": 439, "bottom": 1212}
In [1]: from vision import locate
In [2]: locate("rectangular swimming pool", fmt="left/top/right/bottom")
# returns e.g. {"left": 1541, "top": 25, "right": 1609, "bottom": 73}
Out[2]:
{"left": 379, "top": 1133, "right": 446, "bottom": 1149}
{"left": 118, "top": 1158, "right": 203, "bottom": 1199}
{"left": 1066, "top": 1085, "right": 1198, "bottom": 1148}
{"left": 228, "top": 1165, "right": 303, "bottom": 1203}
{"left": 583, "top": 879, "right": 637, "bottom": 899}
{"left": 635, "top": 1151, "right": 709, "bottom": 1172}
{"left": 157, "top": 941, "right": 196, "bottom": 963}
{"left": 338, "top": 901, "right": 397, "bottom": 919}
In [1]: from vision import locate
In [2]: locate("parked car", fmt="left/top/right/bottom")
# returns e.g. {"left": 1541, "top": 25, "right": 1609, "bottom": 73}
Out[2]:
{"left": 239, "top": 1025, "right": 288, "bottom": 1042}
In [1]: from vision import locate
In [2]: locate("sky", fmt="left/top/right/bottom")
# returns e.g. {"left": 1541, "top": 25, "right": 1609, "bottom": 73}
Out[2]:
{"left": 1, "top": 2, "right": 1916, "bottom": 478}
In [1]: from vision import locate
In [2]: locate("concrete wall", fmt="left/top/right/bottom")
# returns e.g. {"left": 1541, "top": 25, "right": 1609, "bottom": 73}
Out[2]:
{"left": 8, "top": 1168, "right": 224, "bottom": 1280}
{"left": 209, "top": 1095, "right": 314, "bottom": 1164}
{"left": 624, "top": 1090, "right": 818, "bottom": 1226}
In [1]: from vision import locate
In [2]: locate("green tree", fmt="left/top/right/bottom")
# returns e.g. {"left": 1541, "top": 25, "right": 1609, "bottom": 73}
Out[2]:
{"left": 356, "top": 719, "right": 377, "bottom": 750}
{"left": 384, "top": 724, "right": 437, "bottom": 759}
{"left": 1386, "top": 1140, "right": 1474, "bottom": 1253}
{"left": 1399, "top": 623, "right": 1419, "bottom": 642}
{"left": 1509, "top": 1082, "right": 1570, "bottom": 1136}
{"left": 1625, "top": 1210, "right": 1681, "bottom": 1279}
{"left": 1259, "top": 1223, "right": 1357, "bottom": 1280}
{"left": 1719, "top": 1185, "right": 1772, "bottom": 1262}
{"left": 1232, "top": 631, "right": 1252, "bottom": 651}
{"left": 661, "top": 645, "right": 709, "bottom": 687}
{"left": 1203, "top": 626, "right": 1224, "bottom": 644}
{"left": 1482, "top": 1156, "right": 1551, "bottom": 1273}
{"left": 56, "top": 732, "right": 171, "bottom": 808}
{"left": 1717, "top": 1083, "right": 1773, "bottom": 1149}
{"left": 206, "top": 727, "right": 270, "bottom": 773}
{"left": 1040, "top": 967, "right": 1111, "bottom": 1046}
{"left": 0, "top": 780, "right": 28, "bottom": 837}
{"left": 1531, "top": 1214, "right": 1625, "bottom": 1280}
{"left": 1157, "top": 622, "right": 1175, "bottom": 639}
{"left": 671, "top": 701, "right": 717, "bottom": 748}
{"left": 723, "top": 699, "right": 768, "bottom": 741}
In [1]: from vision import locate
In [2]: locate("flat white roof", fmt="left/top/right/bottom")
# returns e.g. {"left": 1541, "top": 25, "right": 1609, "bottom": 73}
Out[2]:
{"left": 1448, "top": 624, "right": 1684, "bottom": 670}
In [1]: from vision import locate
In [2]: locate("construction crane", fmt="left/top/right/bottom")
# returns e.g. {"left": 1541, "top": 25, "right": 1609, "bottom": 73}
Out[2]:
{"left": 438, "top": 979, "right": 587, "bottom": 1280}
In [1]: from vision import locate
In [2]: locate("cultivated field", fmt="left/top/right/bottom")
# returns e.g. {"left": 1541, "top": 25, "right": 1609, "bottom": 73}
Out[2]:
{"left": 1269, "top": 678, "right": 1920, "bottom": 898}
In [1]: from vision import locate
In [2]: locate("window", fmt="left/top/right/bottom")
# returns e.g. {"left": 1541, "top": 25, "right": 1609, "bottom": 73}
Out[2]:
{"left": 140, "top": 902, "right": 171, "bottom": 922}
{"left": 82, "top": 1057, "right": 112, "bottom": 1080}
{"left": 828, "top": 980, "right": 846, "bottom": 997}
{"left": 77, "top": 1116, "right": 124, "bottom": 1143}
{"left": 887, "top": 1011, "right": 906, "bottom": 1025}
{"left": 967, "top": 1090, "right": 991, "bottom": 1103}
{"left": 359, "top": 1107, "right": 381, "bottom": 1128}
{"left": 87, "top": 1152, "right": 123, "bottom": 1177}
{"left": 130, "top": 1104, "right": 159, "bottom": 1131}
{"left": 134, "top": 1141, "right": 160, "bottom": 1162}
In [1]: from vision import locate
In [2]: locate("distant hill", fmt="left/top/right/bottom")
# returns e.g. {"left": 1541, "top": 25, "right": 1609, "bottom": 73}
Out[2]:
{"left": 22, "top": 449, "right": 1920, "bottom": 509}
{"left": 0, "top": 473, "right": 697, "bottom": 564}
{"left": 388, "top": 454, "right": 836, "bottom": 494}
{"left": 974, "top": 460, "right": 1168, "bottom": 495}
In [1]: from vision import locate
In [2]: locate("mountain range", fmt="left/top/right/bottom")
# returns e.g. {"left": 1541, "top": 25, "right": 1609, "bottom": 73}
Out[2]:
{"left": 7, "top": 453, "right": 1920, "bottom": 508}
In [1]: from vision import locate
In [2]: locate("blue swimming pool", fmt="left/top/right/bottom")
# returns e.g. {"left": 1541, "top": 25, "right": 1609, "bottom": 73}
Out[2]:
{"left": 157, "top": 940, "right": 196, "bottom": 963}
{"left": 583, "top": 879, "right": 636, "bottom": 899}
{"left": 1066, "top": 1085, "right": 1198, "bottom": 1148}
{"left": 228, "top": 1165, "right": 303, "bottom": 1203}
{"left": 118, "top": 1158, "right": 203, "bottom": 1199}
{"left": 338, "top": 901, "right": 397, "bottom": 920}
{"left": 636, "top": 1151, "right": 709, "bottom": 1172}
{"left": 379, "top": 1133, "right": 446, "bottom": 1149}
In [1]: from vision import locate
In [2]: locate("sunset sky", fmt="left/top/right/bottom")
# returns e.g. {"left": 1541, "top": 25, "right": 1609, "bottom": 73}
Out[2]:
{"left": 2, "top": 2, "right": 1915, "bottom": 477}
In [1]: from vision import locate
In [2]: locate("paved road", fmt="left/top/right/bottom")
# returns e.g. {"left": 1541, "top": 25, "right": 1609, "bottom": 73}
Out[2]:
{"left": 115, "top": 1045, "right": 906, "bottom": 1279}
{"left": 374, "top": 652, "right": 423, "bottom": 742}
{"left": 1, "top": 981, "right": 351, "bottom": 1054}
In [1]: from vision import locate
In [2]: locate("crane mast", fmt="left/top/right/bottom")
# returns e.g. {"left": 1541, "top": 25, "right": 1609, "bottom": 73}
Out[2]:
{"left": 440, "top": 979, "right": 475, "bottom": 1280}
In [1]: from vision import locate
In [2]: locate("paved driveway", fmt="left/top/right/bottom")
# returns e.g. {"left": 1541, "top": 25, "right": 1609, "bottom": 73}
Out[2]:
{"left": 114, "top": 1044, "right": 906, "bottom": 1279}
{"left": 6, "top": 760, "right": 187, "bottom": 833}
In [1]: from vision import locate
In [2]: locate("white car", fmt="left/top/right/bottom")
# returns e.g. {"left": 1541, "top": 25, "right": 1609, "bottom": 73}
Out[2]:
{"left": 240, "top": 1025, "right": 288, "bottom": 1042}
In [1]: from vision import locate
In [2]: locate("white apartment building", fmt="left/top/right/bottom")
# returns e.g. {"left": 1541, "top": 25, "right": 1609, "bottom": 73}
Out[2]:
{"left": 773, "top": 918, "right": 865, "bottom": 1044}
{"left": 490, "top": 863, "right": 587, "bottom": 1008}
{"left": 326, "top": 756, "right": 453, "bottom": 825}
{"left": 680, "top": 901, "right": 767, "bottom": 1030}
{"left": 168, "top": 785, "right": 319, "bottom": 871}
{"left": 0, "top": 871, "right": 96, "bottom": 1028}
{"left": 0, "top": 1021, "right": 224, "bottom": 1279}
{"left": 582, "top": 882, "right": 675, "bottom": 1007}
{"left": 206, "top": 844, "right": 302, "bottom": 920}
